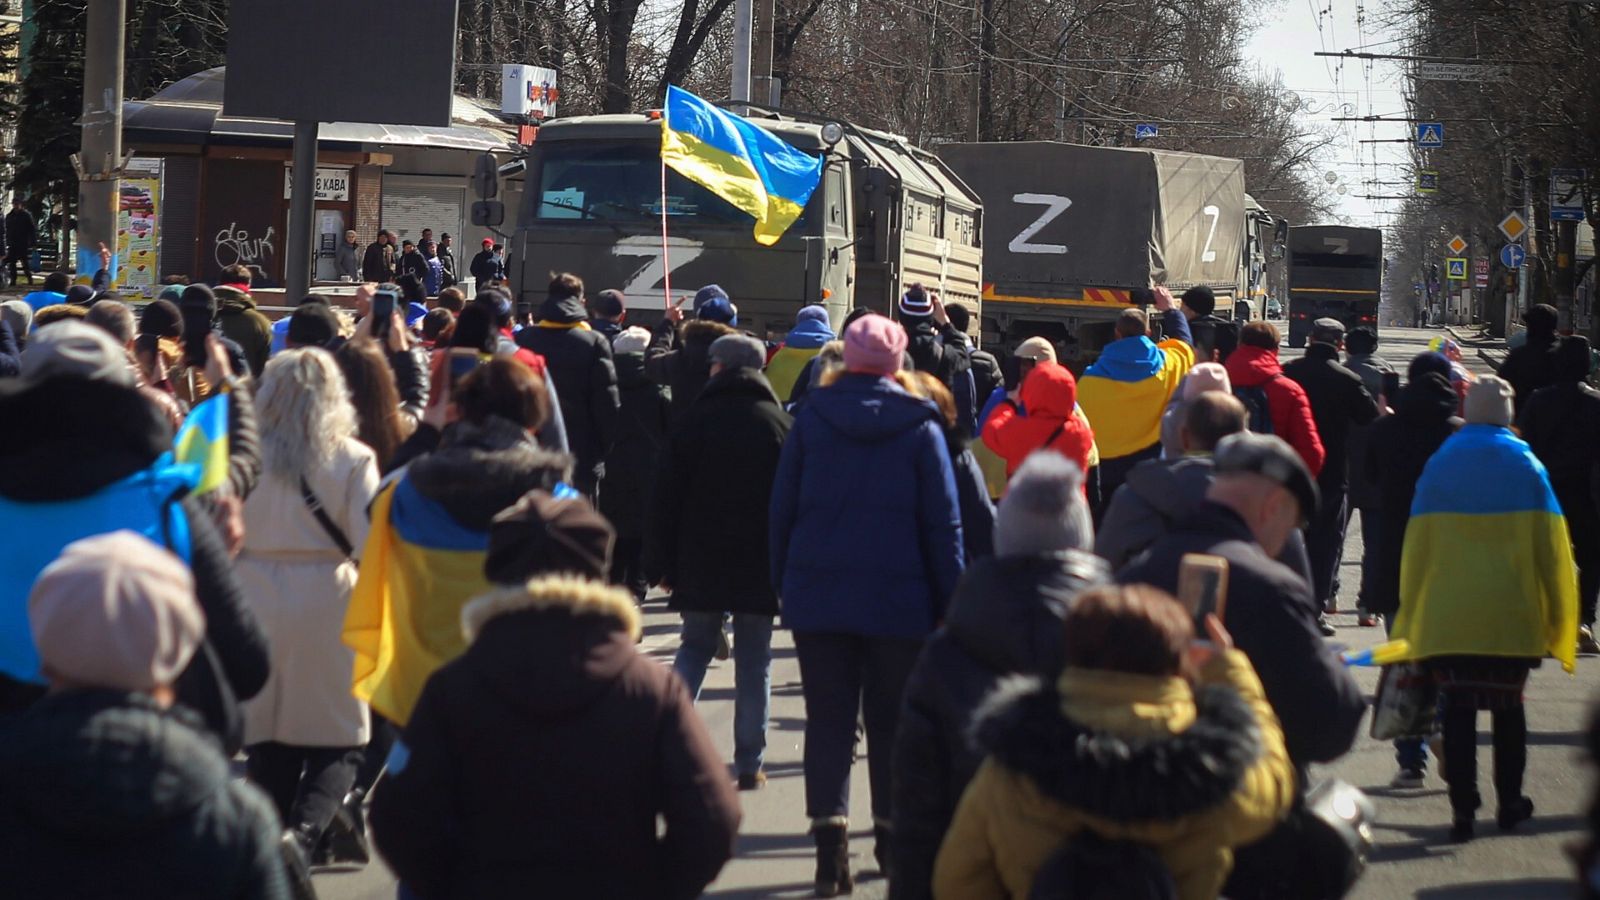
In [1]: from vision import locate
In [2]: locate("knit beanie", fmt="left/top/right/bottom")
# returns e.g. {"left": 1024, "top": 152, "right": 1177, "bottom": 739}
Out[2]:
{"left": 1, "top": 298, "right": 33, "bottom": 337}
{"left": 693, "top": 284, "right": 729, "bottom": 312}
{"left": 994, "top": 452, "right": 1094, "bottom": 556}
{"left": 1183, "top": 362, "right": 1231, "bottom": 401}
{"left": 797, "top": 305, "right": 830, "bottom": 326}
{"left": 842, "top": 313, "right": 907, "bottom": 375}
{"left": 697, "top": 296, "right": 738, "bottom": 326}
{"left": 612, "top": 325, "right": 651, "bottom": 355}
{"left": 710, "top": 334, "right": 766, "bottom": 371}
{"left": 287, "top": 302, "right": 341, "bottom": 348}
{"left": 29, "top": 531, "right": 205, "bottom": 692}
{"left": 899, "top": 285, "right": 933, "bottom": 318}
{"left": 21, "top": 320, "right": 135, "bottom": 386}
{"left": 1464, "top": 375, "right": 1514, "bottom": 427}
{"left": 485, "top": 491, "right": 616, "bottom": 583}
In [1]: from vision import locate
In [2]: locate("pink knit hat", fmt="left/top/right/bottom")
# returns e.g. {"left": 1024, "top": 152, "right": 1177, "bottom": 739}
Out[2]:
{"left": 1183, "top": 362, "right": 1231, "bottom": 400}
{"left": 843, "top": 313, "right": 907, "bottom": 375}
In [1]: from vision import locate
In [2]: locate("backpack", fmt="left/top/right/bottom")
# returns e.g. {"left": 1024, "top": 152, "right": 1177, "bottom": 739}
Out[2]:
{"left": 970, "top": 348, "right": 1002, "bottom": 402}
{"left": 1027, "top": 832, "right": 1178, "bottom": 900}
{"left": 1233, "top": 381, "right": 1276, "bottom": 435}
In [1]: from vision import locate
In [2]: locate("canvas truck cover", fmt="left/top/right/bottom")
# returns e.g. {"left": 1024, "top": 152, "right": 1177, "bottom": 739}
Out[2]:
{"left": 937, "top": 142, "right": 1245, "bottom": 298}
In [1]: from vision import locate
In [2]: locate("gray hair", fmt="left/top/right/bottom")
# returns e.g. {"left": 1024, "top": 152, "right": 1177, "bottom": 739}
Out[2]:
{"left": 994, "top": 451, "right": 1094, "bottom": 556}
{"left": 709, "top": 333, "right": 766, "bottom": 371}
{"left": 255, "top": 347, "right": 358, "bottom": 478}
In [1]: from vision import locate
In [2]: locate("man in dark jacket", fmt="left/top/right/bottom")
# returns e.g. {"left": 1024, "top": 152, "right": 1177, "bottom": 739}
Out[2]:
{"left": 362, "top": 231, "right": 396, "bottom": 283}
{"left": 647, "top": 284, "right": 738, "bottom": 428}
{"left": 370, "top": 572, "right": 740, "bottom": 899}
{"left": 590, "top": 288, "right": 627, "bottom": 342}
{"left": 213, "top": 264, "right": 273, "bottom": 377}
{"left": 396, "top": 240, "right": 428, "bottom": 286}
{"left": 469, "top": 237, "right": 503, "bottom": 285}
{"left": 517, "top": 272, "right": 620, "bottom": 500}
{"left": 892, "top": 452, "right": 1108, "bottom": 900}
{"left": 1282, "top": 318, "right": 1378, "bottom": 615}
{"left": 650, "top": 334, "right": 792, "bottom": 790}
{"left": 1181, "top": 285, "right": 1239, "bottom": 363}
{"left": 0, "top": 531, "right": 289, "bottom": 900}
{"left": 601, "top": 326, "right": 669, "bottom": 601}
{"left": 1119, "top": 432, "right": 1363, "bottom": 900}
{"left": 5, "top": 199, "right": 35, "bottom": 286}
{"left": 437, "top": 233, "right": 458, "bottom": 287}
{"left": 1518, "top": 336, "right": 1600, "bottom": 652}
{"left": 899, "top": 284, "right": 976, "bottom": 435}
{"left": 1500, "top": 303, "right": 1564, "bottom": 413}
{"left": 1342, "top": 326, "right": 1396, "bottom": 625}
{"left": 1118, "top": 432, "right": 1363, "bottom": 773}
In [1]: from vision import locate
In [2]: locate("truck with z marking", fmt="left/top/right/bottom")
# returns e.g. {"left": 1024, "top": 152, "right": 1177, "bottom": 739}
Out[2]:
{"left": 936, "top": 141, "right": 1253, "bottom": 361}
{"left": 1284, "top": 224, "right": 1382, "bottom": 347}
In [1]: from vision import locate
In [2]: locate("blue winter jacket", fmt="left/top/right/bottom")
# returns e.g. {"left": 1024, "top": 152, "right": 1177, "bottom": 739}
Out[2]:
{"left": 770, "top": 373, "right": 965, "bottom": 638}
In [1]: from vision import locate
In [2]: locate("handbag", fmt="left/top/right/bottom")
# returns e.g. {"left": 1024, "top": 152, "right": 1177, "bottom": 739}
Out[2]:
{"left": 1225, "top": 779, "right": 1376, "bottom": 900}
{"left": 1370, "top": 662, "right": 1437, "bottom": 741}
{"left": 300, "top": 476, "right": 354, "bottom": 560}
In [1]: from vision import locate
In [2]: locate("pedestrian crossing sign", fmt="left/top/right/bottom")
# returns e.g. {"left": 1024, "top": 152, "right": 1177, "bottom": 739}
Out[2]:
{"left": 1416, "top": 123, "right": 1444, "bottom": 148}
{"left": 1446, "top": 257, "right": 1468, "bottom": 280}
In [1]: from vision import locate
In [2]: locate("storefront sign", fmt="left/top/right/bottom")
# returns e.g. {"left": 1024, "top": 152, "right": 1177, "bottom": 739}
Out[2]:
{"left": 284, "top": 167, "right": 351, "bottom": 202}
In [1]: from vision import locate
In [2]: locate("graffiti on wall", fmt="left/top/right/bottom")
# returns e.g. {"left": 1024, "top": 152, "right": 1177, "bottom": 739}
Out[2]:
{"left": 215, "top": 222, "right": 277, "bottom": 277}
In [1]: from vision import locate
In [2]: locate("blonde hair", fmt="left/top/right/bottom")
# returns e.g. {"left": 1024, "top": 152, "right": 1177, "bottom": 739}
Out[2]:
{"left": 909, "top": 371, "right": 957, "bottom": 428}
{"left": 255, "top": 347, "right": 358, "bottom": 478}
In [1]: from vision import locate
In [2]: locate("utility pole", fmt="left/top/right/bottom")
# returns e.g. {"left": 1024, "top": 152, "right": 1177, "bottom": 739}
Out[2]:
{"left": 732, "top": 0, "right": 752, "bottom": 104}
{"left": 1555, "top": 216, "right": 1577, "bottom": 331}
{"left": 284, "top": 121, "right": 319, "bottom": 304}
{"left": 752, "top": 0, "right": 775, "bottom": 106}
{"left": 75, "top": 0, "right": 125, "bottom": 284}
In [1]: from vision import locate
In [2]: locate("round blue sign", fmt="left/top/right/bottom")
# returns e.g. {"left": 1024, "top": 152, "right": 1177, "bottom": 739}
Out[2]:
{"left": 1500, "top": 243, "right": 1527, "bottom": 268}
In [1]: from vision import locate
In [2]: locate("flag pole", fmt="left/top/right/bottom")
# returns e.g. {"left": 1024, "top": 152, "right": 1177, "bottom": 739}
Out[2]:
{"left": 660, "top": 156, "right": 672, "bottom": 310}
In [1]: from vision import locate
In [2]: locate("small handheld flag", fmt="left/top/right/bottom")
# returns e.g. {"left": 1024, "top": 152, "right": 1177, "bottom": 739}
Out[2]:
{"left": 1340, "top": 639, "right": 1410, "bottom": 667}
{"left": 174, "top": 394, "right": 230, "bottom": 495}
{"left": 660, "top": 85, "right": 825, "bottom": 247}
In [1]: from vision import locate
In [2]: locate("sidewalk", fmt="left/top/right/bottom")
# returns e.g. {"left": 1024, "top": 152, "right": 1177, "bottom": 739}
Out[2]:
{"left": 1446, "top": 324, "right": 1508, "bottom": 370}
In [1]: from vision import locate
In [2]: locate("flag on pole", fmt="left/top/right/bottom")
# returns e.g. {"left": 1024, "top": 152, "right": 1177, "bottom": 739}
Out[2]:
{"left": 660, "top": 85, "right": 825, "bottom": 246}
{"left": 174, "top": 394, "right": 230, "bottom": 495}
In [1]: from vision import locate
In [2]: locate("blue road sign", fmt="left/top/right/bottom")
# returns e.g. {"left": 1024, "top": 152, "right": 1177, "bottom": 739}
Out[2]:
{"left": 1134, "top": 123, "right": 1159, "bottom": 141}
{"left": 1551, "top": 168, "right": 1586, "bottom": 222}
{"left": 1500, "top": 243, "right": 1527, "bottom": 268}
{"left": 1416, "top": 123, "right": 1444, "bottom": 148}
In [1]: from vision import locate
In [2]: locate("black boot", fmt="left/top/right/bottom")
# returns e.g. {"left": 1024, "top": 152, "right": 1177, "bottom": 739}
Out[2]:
{"left": 811, "top": 821, "right": 853, "bottom": 897}
{"left": 1497, "top": 796, "right": 1534, "bottom": 831}
{"left": 872, "top": 823, "right": 892, "bottom": 875}
{"left": 280, "top": 826, "right": 319, "bottom": 900}
{"left": 315, "top": 789, "right": 371, "bottom": 866}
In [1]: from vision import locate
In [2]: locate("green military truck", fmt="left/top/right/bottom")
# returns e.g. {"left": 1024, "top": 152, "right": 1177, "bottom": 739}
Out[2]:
{"left": 507, "top": 107, "right": 983, "bottom": 340}
{"left": 935, "top": 141, "right": 1249, "bottom": 360}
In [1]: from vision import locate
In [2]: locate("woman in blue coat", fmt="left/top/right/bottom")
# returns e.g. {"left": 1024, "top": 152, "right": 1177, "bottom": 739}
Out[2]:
{"left": 769, "top": 313, "right": 964, "bottom": 897}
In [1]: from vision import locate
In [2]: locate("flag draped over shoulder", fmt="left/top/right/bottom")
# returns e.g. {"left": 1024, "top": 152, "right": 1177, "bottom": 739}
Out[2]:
{"left": 660, "top": 85, "right": 825, "bottom": 247}
{"left": 174, "top": 394, "right": 229, "bottom": 495}
{"left": 1391, "top": 424, "right": 1579, "bottom": 673}
{"left": 343, "top": 477, "right": 494, "bottom": 727}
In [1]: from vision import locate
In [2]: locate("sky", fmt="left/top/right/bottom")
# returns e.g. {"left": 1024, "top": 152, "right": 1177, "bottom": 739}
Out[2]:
{"left": 1244, "top": 0, "right": 1411, "bottom": 228}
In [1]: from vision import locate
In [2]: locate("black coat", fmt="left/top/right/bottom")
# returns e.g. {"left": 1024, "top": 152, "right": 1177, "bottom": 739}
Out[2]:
{"left": 905, "top": 317, "right": 976, "bottom": 433}
{"left": 646, "top": 319, "right": 736, "bottom": 428}
{"left": 891, "top": 550, "right": 1109, "bottom": 900}
{"left": 1518, "top": 380, "right": 1600, "bottom": 492}
{"left": 517, "top": 297, "right": 621, "bottom": 480}
{"left": 398, "top": 249, "right": 429, "bottom": 284}
{"left": 1187, "top": 314, "right": 1239, "bottom": 363}
{"left": 1362, "top": 374, "right": 1459, "bottom": 618}
{"left": 469, "top": 249, "right": 503, "bottom": 284}
{"left": 438, "top": 245, "right": 458, "bottom": 286}
{"left": 363, "top": 242, "right": 395, "bottom": 283}
{"left": 5, "top": 207, "right": 35, "bottom": 250}
{"left": 389, "top": 345, "right": 431, "bottom": 423}
{"left": 1282, "top": 342, "right": 1378, "bottom": 492}
{"left": 1117, "top": 502, "right": 1364, "bottom": 771}
{"left": 1499, "top": 333, "right": 1564, "bottom": 413}
{"left": 0, "top": 690, "right": 288, "bottom": 900}
{"left": 648, "top": 368, "right": 791, "bottom": 614}
{"left": 599, "top": 352, "right": 670, "bottom": 540}
{"left": 370, "top": 593, "right": 739, "bottom": 900}
{"left": 0, "top": 377, "right": 270, "bottom": 751}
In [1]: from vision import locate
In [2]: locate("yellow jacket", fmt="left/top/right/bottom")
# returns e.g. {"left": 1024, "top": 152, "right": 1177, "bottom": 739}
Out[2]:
{"left": 932, "top": 650, "right": 1294, "bottom": 900}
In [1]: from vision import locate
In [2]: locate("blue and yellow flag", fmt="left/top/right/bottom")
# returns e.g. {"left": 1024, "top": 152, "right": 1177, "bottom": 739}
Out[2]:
{"left": 174, "top": 394, "right": 230, "bottom": 495}
{"left": 661, "top": 85, "right": 825, "bottom": 246}
{"left": 1391, "top": 424, "right": 1579, "bottom": 672}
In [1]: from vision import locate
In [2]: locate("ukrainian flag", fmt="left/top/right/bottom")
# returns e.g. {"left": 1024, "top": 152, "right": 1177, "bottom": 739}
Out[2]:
{"left": 173, "top": 394, "right": 230, "bottom": 495}
{"left": 1391, "top": 424, "right": 1578, "bottom": 673}
{"left": 343, "top": 477, "right": 494, "bottom": 726}
{"left": 661, "top": 85, "right": 825, "bottom": 246}
{"left": 1077, "top": 337, "right": 1194, "bottom": 460}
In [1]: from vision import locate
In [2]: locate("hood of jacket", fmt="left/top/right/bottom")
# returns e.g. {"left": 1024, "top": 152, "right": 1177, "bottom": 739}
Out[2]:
{"left": 0, "top": 377, "right": 172, "bottom": 501}
{"left": 971, "top": 673, "right": 1258, "bottom": 823}
{"left": 944, "top": 551, "right": 1110, "bottom": 676}
{"left": 805, "top": 372, "right": 941, "bottom": 443}
{"left": 614, "top": 350, "right": 651, "bottom": 389}
{"left": 784, "top": 317, "right": 835, "bottom": 351}
{"left": 458, "top": 580, "right": 641, "bottom": 717}
{"left": 537, "top": 295, "right": 587, "bottom": 325}
{"left": 591, "top": 318, "right": 623, "bottom": 342}
{"left": 407, "top": 416, "right": 571, "bottom": 530}
{"left": 213, "top": 285, "right": 255, "bottom": 312}
{"left": 1397, "top": 372, "right": 1458, "bottom": 425}
{"left": 0, "top": 690, "right": 229, "bottom": 840}
{"left": 1085, "top": 335, "right": 1164, "bottom": 383}
{"left": 699, "top": 367, "right": 780, "bottom": 406}
{"left": 682, "top": 319, "right": 735, "bottom": 349}
{"left": 1018, "top": 363, "right": 1079, "bottom": 419}
{"left": 1123, "top": 455, "right": 1215, "bottom": 522}
{"left": 1224, "top": 344, "right": 1283, "bottom": 387}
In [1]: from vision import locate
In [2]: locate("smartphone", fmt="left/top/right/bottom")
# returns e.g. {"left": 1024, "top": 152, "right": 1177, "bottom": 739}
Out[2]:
{"left": 1130, "top": 286, "right": 1155, "bottom": 306}
{"left": 446, "top": 348, "right": 481, "bottom": 390}
{"left": 180, "top": 303, "right": 213, "bottom": 366}
{"left": 1150, "top": 321, "right": 1164, "bottom": 342}
{"left": 1001, "top": 353, "right": 1024, "bottom": 391}
{"left": 1380, "top": 371, "right": 1401, "bottom": 403}
{"left": 1177, "top": 554, "right": 1230, "bottom": 628}
{"left": 371, "top": 289, "right": 398, "bottom": 340}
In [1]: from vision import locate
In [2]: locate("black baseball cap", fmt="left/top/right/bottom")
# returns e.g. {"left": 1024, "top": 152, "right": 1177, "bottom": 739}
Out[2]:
{"left": 1214, "top": 432, "right": 1320, "bottom": 523}
{"left": 287, "top": 302, "right": 340, "bottom": 348}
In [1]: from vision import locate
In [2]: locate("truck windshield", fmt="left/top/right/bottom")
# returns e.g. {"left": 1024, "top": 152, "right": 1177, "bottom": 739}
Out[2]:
{"left": 533, "top": 141, "right": 813, "bottom": 228}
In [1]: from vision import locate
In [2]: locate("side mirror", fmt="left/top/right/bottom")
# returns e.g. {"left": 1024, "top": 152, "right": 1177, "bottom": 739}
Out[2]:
{"left": 473, "top": 152, "right": 500, "bottom": 200}
{"left": 472, "top": 200, "right": 506, "bottom": 227}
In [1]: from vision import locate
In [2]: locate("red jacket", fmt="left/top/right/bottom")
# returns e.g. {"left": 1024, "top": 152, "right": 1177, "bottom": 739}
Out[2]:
{"left": 1224, "top": 345, "right": 1326, "bottom": 477}
{"left": 981, "top": 362, "right": 1096, "bottom": 478}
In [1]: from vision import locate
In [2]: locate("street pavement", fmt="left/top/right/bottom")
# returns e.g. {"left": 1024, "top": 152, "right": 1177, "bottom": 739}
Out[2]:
{"left": 314, "top": 325, "right": 1594, "bottom": 899}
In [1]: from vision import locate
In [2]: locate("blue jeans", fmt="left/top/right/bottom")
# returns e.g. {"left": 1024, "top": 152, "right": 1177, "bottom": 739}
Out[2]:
{"left": 1386, "top": 617, "right": 1429, "bottom": 770}
{"left": 674, "top": 611, "right": 774, "bottom": 776}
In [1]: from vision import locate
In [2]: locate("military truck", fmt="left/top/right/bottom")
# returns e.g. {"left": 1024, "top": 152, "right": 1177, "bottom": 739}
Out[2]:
{"left": 507, "top": 107, "right": 983, "bottom": 340}
{"left": 936, "top": 142, "right": 1248, "bottom": 360}
{"left": 1244, "top": 194, "right": 1289, "bottom": 321}
{"left": 1286, "top": 225, "right": 1382, "bottom": 347}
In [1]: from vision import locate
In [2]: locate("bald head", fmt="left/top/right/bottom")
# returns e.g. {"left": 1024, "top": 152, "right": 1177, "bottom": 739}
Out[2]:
{"left": 1206, "top": 472, "right": 1300, "bottom": 557}
{"left": 1181, "top": 391, "right": 1248, "bottom": 453}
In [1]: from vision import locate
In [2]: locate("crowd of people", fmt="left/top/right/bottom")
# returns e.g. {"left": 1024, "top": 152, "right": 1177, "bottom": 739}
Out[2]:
{"left": 0, "top": 263, "right": 1586, "bottom": 900}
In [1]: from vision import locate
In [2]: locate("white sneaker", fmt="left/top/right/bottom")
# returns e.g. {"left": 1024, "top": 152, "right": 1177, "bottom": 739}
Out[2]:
{"left": 1391, "top": 767, "right": 1426, "bottom": 788}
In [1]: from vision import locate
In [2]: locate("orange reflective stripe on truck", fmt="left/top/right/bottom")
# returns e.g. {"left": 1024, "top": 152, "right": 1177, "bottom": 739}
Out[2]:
{"left": 981, "top": 283, "right": 1132, "bottom": 307}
